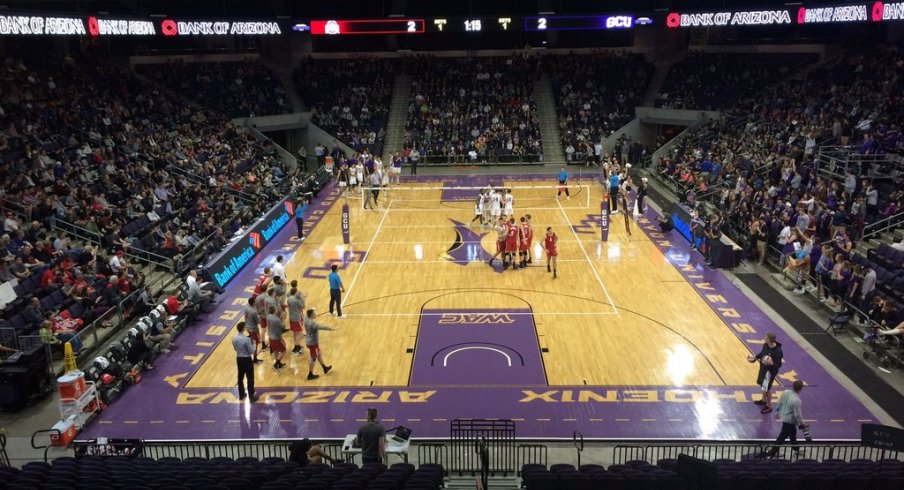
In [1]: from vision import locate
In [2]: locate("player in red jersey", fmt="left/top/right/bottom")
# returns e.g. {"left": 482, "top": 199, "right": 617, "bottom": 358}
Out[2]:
{"left": 505, "top": 217, "right": 520, "bottom": 269}
{"left": 518, "top": 216, "right": 531, "bottom": 268}
{"left": 488, "top": 217, "right": 508, "bottom": 268}
{"left": 544, "top": 226, "right": 558, "bottom": 279}
{"left": 525, "top": 214, "right": 534, "bottom": 265}
{"left": 252, "top": 267, "right": 272, "bottom": 300}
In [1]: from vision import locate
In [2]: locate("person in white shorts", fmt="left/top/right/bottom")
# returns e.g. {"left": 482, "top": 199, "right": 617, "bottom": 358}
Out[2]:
{"left": 471, "top": 190, "right": 485, "bottom": 226}
{"left": 355, "top": 161, "right": 365, "bottom": 194}
{"left": 491, "top": 189, "right": 502, "bottom": 219}
{"left": 348, "top": 161, "right": 358, "bottom": 191}
{"left": 504, "top": 189, "right": 514, "bottom": 217}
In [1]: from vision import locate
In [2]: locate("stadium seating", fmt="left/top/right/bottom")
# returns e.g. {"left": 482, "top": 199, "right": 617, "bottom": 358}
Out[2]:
{"left": 654, "top": 44, "right": 904, "bottom": 267}
{"left": 0, "top": 54, "right": 301, "bottom": 349}
{"left": 0, "top": 456, "right": 445, "bottom": 490}
{"left": 295, "top": 58, "right": 395, "bottom": 156}
{"left": 656, "top": 53, "right": 818, "bottom": 110}
{"left": 404, "top": 55, "right": 543, "bottom": 164}
{"left": 548, "top": 52, "right": 653, "bottom": 163}
{"left": 137, "top": 61, "right": 291, "bottom": 118}
{"left": 519, "top": 457, "right": 904, "bottom": 490}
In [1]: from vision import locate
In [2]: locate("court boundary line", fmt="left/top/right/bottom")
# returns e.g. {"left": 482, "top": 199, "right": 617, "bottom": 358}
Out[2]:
{"left": 375, "top": 223, "right": 580, "bottom": 229}
{"left": 351, "top": 259, "right": 610, "bottom": 264}
{"left": 341, "top": 200, "right": 394, "bottom": 308}
{"left": 556, "top": 198, "right": 619, "bottom": 317}
{"left": 362, "top": 240, "right": 591, "bottom": 245}
{"left": 334, "top": 311, "right": 620, "bottom": 317}
{"left": 381, "top": 206, "right": 594, "bottom": 212}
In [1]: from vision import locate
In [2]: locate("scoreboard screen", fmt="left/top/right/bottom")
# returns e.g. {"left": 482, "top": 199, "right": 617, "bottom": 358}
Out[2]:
{"left": 430, "top": 17, "right": 516, "bottom": 32}
{"left": 309, "top": 19, "right": 425, "bottom": 35}
{"left": 524, "top": 15, "right": 635, "bottom": 31}
{"left": 309, "top": 15, "right": 643, "bottom": 35}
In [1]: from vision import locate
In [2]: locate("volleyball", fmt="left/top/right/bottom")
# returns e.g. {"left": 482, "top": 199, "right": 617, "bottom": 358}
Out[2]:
{"left": 762, "top": 355, "right": 774, "bottom": 366}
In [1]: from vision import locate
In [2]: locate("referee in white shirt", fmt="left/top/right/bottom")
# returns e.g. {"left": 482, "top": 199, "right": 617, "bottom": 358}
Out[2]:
{"left": 233, "top": 322, "right": 259, "bottom": 402}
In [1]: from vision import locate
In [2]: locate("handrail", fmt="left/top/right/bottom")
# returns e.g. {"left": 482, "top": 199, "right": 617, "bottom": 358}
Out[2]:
{"left": 419, "top": 153, "right": 544, "bottom": 165}
{"left": 31, "top": 429, "right": 61, "bottom": 464}
{"left": 53, "top": 218, "right": 101, "bottom": 243}
{"left": 573, "top": 431, "right": 584, "bottom": 468}
{"left": 62, "top": 438, "right": 902, "bottom": 466}
{"left": 67, "top": 272, "right": 178, "bottom": 366}
{"left": 476, "top": 436, "right": 489, "bottom": 490}
{"left": 862, "top": 210, "right": 904, "bottom": 241}
{"left": 0, "top": 433, "right": 9, "bottom": 467}
{"left": 0, "top": 196, "right": 29, "bottom": 220}
{"left": 175, "top": 221, "right": 235, "bottom": 274}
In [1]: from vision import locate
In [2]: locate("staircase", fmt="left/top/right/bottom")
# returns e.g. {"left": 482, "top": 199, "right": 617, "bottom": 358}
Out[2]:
{"left": 533, "top": 73, "right": 564, "bottom": 165}
{"left": 640, "top": 51, "right": 687, "bottom": 107}
{"left": 271, "top": 64, "right": 305, "bottom": 113}
{"left": 382, "top": 74, "right": 413, "bottom": 162}
{"left": 445, "top": 476, "right": 520, "bottom": 489}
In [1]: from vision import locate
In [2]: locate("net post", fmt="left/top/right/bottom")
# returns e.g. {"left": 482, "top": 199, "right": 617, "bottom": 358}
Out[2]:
{"left": 341, "top": 202, "right": 350, "bottom": 244}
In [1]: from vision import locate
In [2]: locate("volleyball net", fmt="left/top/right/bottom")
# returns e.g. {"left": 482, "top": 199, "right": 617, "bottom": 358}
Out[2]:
{"left": 342, "top": 184, "right": 593, "bottom": 211}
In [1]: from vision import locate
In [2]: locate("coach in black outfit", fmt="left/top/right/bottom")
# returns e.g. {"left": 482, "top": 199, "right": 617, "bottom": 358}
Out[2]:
{"left": 233, "top": 322, "right": 259, "bottom": 402}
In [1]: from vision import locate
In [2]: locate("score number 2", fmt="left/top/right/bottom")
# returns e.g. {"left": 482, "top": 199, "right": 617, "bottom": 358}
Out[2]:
{"left": 407, "top": 20, "right": 417, "bottom": 32}
{"left": 537, "top": 18, "right": 547, "bottom": 30}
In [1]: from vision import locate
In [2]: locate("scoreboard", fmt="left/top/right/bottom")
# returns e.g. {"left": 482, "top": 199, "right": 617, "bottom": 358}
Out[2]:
{"left": 308, "top": 15, "right": 650, "bottom": 35}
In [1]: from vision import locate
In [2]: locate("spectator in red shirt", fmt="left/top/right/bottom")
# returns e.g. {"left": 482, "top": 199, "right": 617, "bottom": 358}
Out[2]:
{"left": 165, "top": 294, "right": 184, "bottom": 315}
{"left": 40, "top": 267, "right": 57, "bottom": 288}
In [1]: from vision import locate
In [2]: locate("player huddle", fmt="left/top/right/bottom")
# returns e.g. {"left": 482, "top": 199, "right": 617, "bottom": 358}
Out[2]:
{"left": 471, "top": 186, "right": 514, "bottom": 227}
{"left": 472, "top": 187, "right": 559, "bottom": 278}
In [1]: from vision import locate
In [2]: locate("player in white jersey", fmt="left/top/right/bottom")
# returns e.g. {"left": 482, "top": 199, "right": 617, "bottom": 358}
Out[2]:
{"left": 491, "top": 189, "right": 502, "bottom": 219}
{"left": 504, "top": 189, "right": 514, "bottom": 217}
{"left": 471, "top": 191, "right": 485, "bottom": 225}
{"left": 355, "top": 161, "right": 365, "bottom": 193}
{"left": 481, "top": 188, "right": 492, "bottom": 225}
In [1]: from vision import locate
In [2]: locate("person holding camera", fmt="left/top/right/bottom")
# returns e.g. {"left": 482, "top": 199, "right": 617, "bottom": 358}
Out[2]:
{"left": 766, "top": 380, "right": 806, "bottom": 458}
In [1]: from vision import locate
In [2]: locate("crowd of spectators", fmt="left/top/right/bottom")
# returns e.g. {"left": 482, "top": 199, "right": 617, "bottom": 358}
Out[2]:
{"left": 656, "top": 52, "right": 818, "bottom": 110}
{"left": 548, "top": 52, "right": 652, "bottom": 164}
{"left": 295, "top": 58, "right": 394, "bottom": 156}
{"left": 655, "top": 45, "right": 904, "bottom": 310}
{"left": 137, "top": 60, "right": 290, "bottom": 118}
{"left": 0, "top": 54, "right": 292, "bottom": 349}
{"left": 403, "top": 55, "right": 543, "bottom": 163}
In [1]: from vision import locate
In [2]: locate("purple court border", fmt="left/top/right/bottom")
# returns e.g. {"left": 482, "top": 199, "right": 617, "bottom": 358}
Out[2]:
{"left": 80, "top": 174, "right": 877, "bottom": 442}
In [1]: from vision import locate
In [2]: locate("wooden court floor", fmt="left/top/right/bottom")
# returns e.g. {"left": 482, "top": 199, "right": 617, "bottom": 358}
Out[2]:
{"left": 187, "top": 181, "right": 757, "bottom": 389}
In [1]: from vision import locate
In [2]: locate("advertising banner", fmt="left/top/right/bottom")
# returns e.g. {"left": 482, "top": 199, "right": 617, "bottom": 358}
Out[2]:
{"left": 207, "top": 197, "right": 295, "bottom": 288}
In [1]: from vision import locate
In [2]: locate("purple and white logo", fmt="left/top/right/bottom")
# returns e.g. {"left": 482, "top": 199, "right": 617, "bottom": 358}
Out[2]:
{"left": 442, "top": 219, "right": 493, "bottom": 267}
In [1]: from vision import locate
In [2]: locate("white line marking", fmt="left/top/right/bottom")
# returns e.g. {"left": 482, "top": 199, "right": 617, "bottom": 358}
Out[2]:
{"left": 336, "top": 311, "right": 619, "bottom": 317}
{"left": 342, "top": 200, "right": 393, "bottom": 308}
{"left": 443, "top": 347, "right": 512, "bottom": 367}
{"left": 376, "top": 223, "right": 575, "bottom": 229}
{"left": 385, "top": 206, "right": 592, "bottom": 212}
{"left": 367, "top": 184, "right": 594, "bottom": 191}
{"left": 365, "top": 239, "right": 589, "bottom": 245}
{"left": 557, "top": 198, "right": 618, "bottom": 317}
{"left": 358, "top": 259, "right": 604, "bottom": 264}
